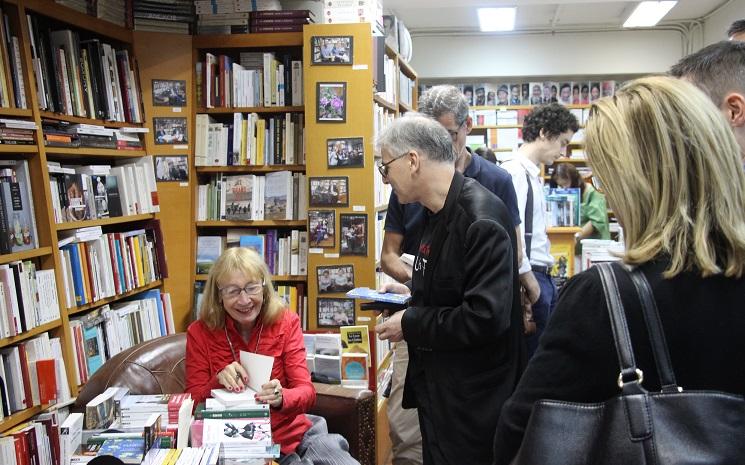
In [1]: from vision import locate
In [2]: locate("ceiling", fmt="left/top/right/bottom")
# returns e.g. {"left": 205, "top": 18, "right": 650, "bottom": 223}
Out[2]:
{"left": 383, "top": 0, "right": 731, "bottom": 34}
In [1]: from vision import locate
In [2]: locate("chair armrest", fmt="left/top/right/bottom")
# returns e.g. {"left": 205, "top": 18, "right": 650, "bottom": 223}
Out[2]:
{"left": 309, "top": 382, "right": 375, "bottom": 465}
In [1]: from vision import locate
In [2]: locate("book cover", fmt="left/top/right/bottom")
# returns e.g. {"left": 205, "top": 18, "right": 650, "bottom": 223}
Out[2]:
{"left": 97, "top": 438, "right": 145, "bottom": 464}
{"left": 0, "top": 160, "right": 37, "bottom": 252}
{"left": 224, "top": 175, "right": 253, "bottom": 221}
{"left": 263, "top": 171, "right": 293, "bottom": 220}
{"left": 35, "top": 358, "right": 57, "bottom": 404}
{"left": 339, "top": 325, "right": 370, "bottom": 361}
{"left": 201, "top": 418, "right": 272, "bottom": 446}
{"left": 346, "top": 287, "right": 410, "bottom": 305}
{"left": 238, "top": 235, "right": 265, "bottom": 260}
{"left": 196, "top": 236, "right": 224, "bottom": 274}
{"left": 341, "top": 353, "right": 368, "bottom": 386}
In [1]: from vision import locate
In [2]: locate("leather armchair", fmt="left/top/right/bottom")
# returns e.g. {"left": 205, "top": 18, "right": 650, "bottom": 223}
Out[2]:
{"left": 75, "top": 333, "right": 375, "bottom": 465}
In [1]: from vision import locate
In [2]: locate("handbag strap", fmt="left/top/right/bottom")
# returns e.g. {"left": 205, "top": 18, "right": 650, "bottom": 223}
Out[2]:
{"left": 628, "top": 268, "right": 681, "bottom": 393}
{"left": 596, "top": 263, "right": 645, "bottom": 394}
{"left": 524, "top": 171, "right": 533, "bottom": 261}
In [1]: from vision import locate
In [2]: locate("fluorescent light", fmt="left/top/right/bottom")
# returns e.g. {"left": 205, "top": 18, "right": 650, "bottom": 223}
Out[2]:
{"left": 623, "top": 1, "right": 677, "bottom": 28}
{"left": 478, "top": 7, "right": 516, "bottom": 32}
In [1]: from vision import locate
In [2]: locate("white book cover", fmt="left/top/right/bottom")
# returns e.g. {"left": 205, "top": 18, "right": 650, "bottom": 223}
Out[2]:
{"left": 50, "top": 337, "right": 71, "bottom": 403}
{"left": 60, "top": 412, "right": 84, "bottom": 465}
{"left": 202, "top": 418, "right": 271, "bottom": 446}
{"left": 314, "top": 333, "right": 341, "bottom": 356}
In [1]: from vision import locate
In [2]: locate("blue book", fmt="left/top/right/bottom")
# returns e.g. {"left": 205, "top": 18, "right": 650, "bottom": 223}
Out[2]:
{"left": 346, "top": 287, "right": 410, "bottom": 305}
{"left": 65, "top": 243, "right": 87, "bottom": 305}
{"left": 83, "top": 324, "right": 104, "bottom": 375}
{"left": 138, "top": 289, "right": 166, "bottom": 337}
{"left": 97, "top": 438, "right": 146, "bottom": 464}
{"left": 239, "top": 235, "right": 265, "bottom": 260}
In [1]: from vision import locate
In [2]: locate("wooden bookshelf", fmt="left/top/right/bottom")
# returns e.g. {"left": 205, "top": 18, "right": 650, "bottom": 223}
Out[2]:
{"left": 38, "top": 111, "right": 145, "bottom": 128}
{"left": 0, "top": 246, "right": 53, "bottom": 265}
{"left": 198, "top": 106, "right": 304, "bottom": 114}
{"left": 0, "top": 107, "right": 33, "bottom": 117}
{"left": 0, "top": 404, "right": 51, "bottom": 434}
{"left": 22, "top": 0, "right": 133, "bottom": 43}
{"left": 196, "top": 164, "right": 306, "bottom": 174}
{"left": 0, "top": 319, "right": 62, "bottom": 349}
{"left": 193, "top": 32, "right": 303, "bottom": 49}
{"left": 54, "top": 213, "right": 157, "bottom": 231}
{"left": 43, "top": 147, "right": 147, "bottom": 158}
{"left": 195, "top": 274, "right": 306, "bottom": 282}
{"left": 67, "top": 280, "right": 164, "bottom": 316}
{"left": 196, "top": 220, "right": 307, "bottom": 228}
{"left": 373, "top": 94, "right": 397, "bottom": 113}
{"left": 0, "top": 144, "right": 38, "bottom": 154}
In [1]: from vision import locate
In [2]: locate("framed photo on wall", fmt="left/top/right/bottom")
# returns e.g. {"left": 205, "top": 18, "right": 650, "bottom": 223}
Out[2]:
{"left": 153, "top": 117, "right": 188, "bottom": 144}
{"left": 309, "top": 176, "right": 349, "bottom": 207}
{"left": 340, "top": 214, "right": 367, "bottom": 256}
{"left": 153, "top": 155, "right": 188, "bottom": 182}
{"left": 308, "top": 210, "right": 336, "bottom": 248}
{"left": 317, "top": 297, "right": 355, "bottom": 327}
{"left": 152, "top": 79, "right": 187, "bottom": 106}
{"left": 316, "top": 264, "right": 355, "bottom": 294}
{"left": 316, "top": 82, "right": 347, "bottom": 122}
{"left": 327, "top": 137, "right": 364, "bottom": 168}
{"left": 311, "top": 35, "right": 353, "bottom": 65}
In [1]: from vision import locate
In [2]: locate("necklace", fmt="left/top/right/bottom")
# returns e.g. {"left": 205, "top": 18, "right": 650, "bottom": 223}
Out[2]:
{"left": 224, "top": 321, "right": 263, "bottom": 362}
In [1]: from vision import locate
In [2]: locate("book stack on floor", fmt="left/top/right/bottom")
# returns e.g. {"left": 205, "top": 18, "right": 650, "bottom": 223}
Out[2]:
{"left": 192, "top": 391, "right": 279, "bottom": 461}
{"left": 133, "top": 0, "right": 194, "bottom": 34}
{"left": 249, "top": 10, "right": 315, "bottom": 33}
{"left": 195, "top": 0, "right": 280, "bottom": 35}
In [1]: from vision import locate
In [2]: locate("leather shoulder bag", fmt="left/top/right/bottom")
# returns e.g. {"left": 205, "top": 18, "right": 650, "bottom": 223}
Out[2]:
{"left": 512, "top": 262, "right": 745, "bottom": 465}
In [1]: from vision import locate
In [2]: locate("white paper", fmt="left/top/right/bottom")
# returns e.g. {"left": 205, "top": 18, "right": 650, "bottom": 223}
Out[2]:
{"left": 240, "top": 350, "right": 274, "bottom": 392}
{"left": 352, "top": 205, "right": 366, "bottom": 212}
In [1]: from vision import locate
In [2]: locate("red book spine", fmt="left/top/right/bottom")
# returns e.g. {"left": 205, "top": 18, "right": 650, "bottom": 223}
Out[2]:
{"left": 11, "top": 431, "right": 29, "bottom": 465}
{"left": 36, "top": 359, "right": 57, "bottom": 404}
{"left": 16, "top": 345, "right": 34, "bottom": 408}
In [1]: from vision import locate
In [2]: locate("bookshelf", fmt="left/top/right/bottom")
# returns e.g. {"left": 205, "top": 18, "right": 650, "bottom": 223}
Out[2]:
{"left": 0, "top": 1, "right": 172, "bottom": 434}
{"left": 190, "top": 31, "right": 309, "bottom": 326}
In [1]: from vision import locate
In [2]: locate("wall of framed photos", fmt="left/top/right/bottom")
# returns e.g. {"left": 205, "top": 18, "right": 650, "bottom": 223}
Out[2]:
{"left": 303, "top": 22, "right": 377, "bottom": 333}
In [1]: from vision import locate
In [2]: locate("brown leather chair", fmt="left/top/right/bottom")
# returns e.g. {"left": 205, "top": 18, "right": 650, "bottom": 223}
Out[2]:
{"left": 75, "top": 333, "right": 375, "bottom": 465}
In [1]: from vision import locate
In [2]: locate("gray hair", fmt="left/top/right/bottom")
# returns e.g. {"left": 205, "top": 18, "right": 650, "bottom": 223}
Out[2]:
{"left": 418, "top": 85, "right": 469, "bottom": 126}
{"left": 376, "top": 113, "right": 455, "bottom": 163}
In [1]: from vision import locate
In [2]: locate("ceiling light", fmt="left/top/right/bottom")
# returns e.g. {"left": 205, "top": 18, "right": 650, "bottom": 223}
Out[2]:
{"left": 478, "top": 7, "right": 516, "bottom": 32}
{"left": 623, "top": 1, "right": 677, "bottom": 28}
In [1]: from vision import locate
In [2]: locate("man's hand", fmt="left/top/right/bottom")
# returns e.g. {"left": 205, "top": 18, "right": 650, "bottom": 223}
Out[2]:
{"left": 520, "top": 271, "right": 541, "bottom": 305}
{"left": 378, "top": 282, "right": 411, "bottom": 296}
{"left": 375, "top": 309, "right": 406, "bottom": 342}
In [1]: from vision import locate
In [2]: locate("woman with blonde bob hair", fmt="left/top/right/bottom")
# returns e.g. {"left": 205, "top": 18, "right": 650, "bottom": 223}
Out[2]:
{"left": 493, "top": 76, "right": 745, "bottom": 464}
{"left": 186, "top": 247, "right": 360, "bottom": 464}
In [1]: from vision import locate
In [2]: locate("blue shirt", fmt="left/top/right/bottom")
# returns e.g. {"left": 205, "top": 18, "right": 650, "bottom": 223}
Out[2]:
{"left": 384, "top": 152, "right": 521, "bottom": 255}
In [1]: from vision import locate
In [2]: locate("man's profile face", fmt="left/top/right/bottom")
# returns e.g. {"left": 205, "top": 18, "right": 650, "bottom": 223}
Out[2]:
{"left": 437, "top": 112, "right": 469, "bottom": 161}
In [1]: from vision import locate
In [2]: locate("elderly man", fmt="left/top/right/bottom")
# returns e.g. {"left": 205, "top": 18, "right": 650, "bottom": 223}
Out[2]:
{"left": 375, "top": 114, "right": 524, "bottom": 465}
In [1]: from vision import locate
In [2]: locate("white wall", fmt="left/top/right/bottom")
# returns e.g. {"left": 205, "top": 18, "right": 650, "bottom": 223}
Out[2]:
{"left": 702, "top": 0, "right": 745, "bottom": 45}
{"left": 410, "top": 30, "right": 684, "bottom": 79}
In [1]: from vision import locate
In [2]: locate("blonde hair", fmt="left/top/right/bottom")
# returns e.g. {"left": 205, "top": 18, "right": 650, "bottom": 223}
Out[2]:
{"left": 199, "top": 247, "right": 285, "bottom": 329}
{"left": 586, "top": 75, "right": 745, "bottom": 278}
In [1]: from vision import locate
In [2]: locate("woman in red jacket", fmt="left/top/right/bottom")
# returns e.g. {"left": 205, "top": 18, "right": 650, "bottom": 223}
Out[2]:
{"left": 186, "top": 247, "right": 359, "bottom": 464}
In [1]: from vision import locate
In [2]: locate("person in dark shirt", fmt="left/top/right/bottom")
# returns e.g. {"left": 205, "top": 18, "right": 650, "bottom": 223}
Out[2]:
{"left": 494, "top": 76, "right": 745, "bottom": 464}
{"left": 375, "top": 113, "right": 523, "bottom": 465}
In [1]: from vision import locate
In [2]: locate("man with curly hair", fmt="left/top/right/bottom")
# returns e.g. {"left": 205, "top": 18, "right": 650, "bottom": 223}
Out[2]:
{"left": 501, "top": 103, "right": 579, "bottom": 358}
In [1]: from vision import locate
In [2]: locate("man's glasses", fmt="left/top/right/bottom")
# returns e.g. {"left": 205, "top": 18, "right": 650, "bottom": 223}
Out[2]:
{"left": 377, "top": 151, "right": 409, "bottom": 178}
{"left": 219, "top": 282, "right": 264, "bottom": 300}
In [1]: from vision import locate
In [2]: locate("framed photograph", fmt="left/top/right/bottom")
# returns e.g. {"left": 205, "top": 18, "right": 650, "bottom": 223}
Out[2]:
{"left": 316, "top": 82, "right": 346, "bottom": 122}
{"left": 309, "top": 176, "right": 349, "bottom": 207}
{"left": 154, "top": 155, "right": 188, "bottom": 182}
{"left": 317, "top": 264, "right": 355, "bottom": 294}
{"left": 340, "top": 214, "right": 368, "bottom": 256}
{"left": 311, "top": 36, "right": 353, "bottom": 65}
{"left": 308, "top": 210, "right": 336, "bottom": 248}
{"left": 153, "top": 117, "right": 188, "bottom": 145}
{"left": 317, "top": 298, "right": 355, "bottom": 327}
{"left": 152, "top": 79, "right": 187, "bottom": 107}
{"left": 327, "top": 137, "right": 364, "bottom": 168}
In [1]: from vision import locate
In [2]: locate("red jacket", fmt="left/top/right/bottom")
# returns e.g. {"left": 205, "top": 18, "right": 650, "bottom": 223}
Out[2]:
{"left": 185, "top": 310, "right": 315, "bottom": 455}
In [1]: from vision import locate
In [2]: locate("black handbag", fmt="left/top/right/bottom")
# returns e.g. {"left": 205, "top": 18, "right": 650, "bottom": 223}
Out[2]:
{"left": 511, "top": 262, "right": 745, "bottom": 465}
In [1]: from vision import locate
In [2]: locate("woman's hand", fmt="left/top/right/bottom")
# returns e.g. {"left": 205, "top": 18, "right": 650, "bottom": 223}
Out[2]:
{"left": 217, "top": 361, "right": 249, "bottom": 392}
{"left": 256, "top": 379, "right": 284, "bottom": 409}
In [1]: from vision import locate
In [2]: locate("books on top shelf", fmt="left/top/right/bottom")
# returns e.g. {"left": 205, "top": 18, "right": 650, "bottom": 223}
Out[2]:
{"left": 249, "top": 10, "right": 315, "bottom": 33}
{"left": 26, "top": 14, "right": 143, "bottom": 122}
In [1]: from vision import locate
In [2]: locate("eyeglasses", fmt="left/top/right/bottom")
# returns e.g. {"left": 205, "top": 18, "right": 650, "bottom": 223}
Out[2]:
{"left": 219, "top": 282, "right": 264, "bottom": 300}
{"left": 377, "top": 151, "right": 409, "bottom": 178}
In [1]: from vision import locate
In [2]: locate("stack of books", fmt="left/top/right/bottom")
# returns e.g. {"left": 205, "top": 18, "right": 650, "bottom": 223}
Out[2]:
{"left": 0, "top": 119, "right": 36, "bottom": 145}
{"left": 133, "top": 0, "right": 194, "bottom": 35}
{"left": 249, "top": 10, "right": 315, "bottom": 33}
{"left": 195, "top": 0, "right": 282, "bottom": 35}
{"left": 119, "top": 394, "right": 174, "bottom": 429}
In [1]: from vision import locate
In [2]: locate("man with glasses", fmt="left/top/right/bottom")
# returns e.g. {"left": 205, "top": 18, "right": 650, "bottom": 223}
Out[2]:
{"left": 379, "top": 84, "right": 523, "bottom": 465}
{"left": 375, "top": 113, "right": 523, "bottom": 465}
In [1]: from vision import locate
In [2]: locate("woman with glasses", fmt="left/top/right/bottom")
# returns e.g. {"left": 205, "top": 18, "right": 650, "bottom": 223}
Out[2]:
{"left": 186, "top": 247, "right": 360, "bottom": 464}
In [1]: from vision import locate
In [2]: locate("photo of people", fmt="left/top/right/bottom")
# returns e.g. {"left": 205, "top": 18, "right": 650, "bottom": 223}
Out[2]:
{"left": 317, "top": 298, "right": 355, "bottom": 327}
{"left": 340, "top": 214, "right": 367, "bottom": 256}
{"left": 309, "top": 177, "right": 349, "bottom": 207}
{"left": 530, "top": 82, "right": 543, "bottom": 105}
{"left": 559, "top": 82, "right": 572, "bottom": 105}
{"left": 317, "top": 265, "right": 355, "bottom": 293}
{"left": 462, "top": 85, "right": 474, "bottom": 105}
{"left": 309, "top": 210, "right": 335, "bottom": 248}
{"left": 475, "top": 85, "right": 486, "bottom": 106}
{"left": 602, "top": 80, "right": 616, "bottom": 97}
{"left": 521, "top": 83, "right": 530, "bottom": 105}
{"left": 327, "top": 137, "right": 364, "bottom": 168}
{"left": 580, "top": 83, "right": 590, "bottom": 104}
{"left": 153, "top": 117, "right": 187, "bottom": 144}
{"left": 485, "top": 83, "right": 497, "bottom": 105}
{"left": 510, "top": 84, "right": 521, "bottom": 105}
{"left": 572, "top": 83, "right": 581, "bottom": 104}
{"left": 311, "top": 36, "right": 353, "bottom": 65}
{"left": 316, "top": 83, "right": 347, "bottom": 122}
{"left": 496, "top": 85, "right": 509, "bottom": 105}
{"left": 154, "top": 155, "right": 188, "bottom": 182}
{"left": 590, "top": 82, "right": 601, "bottom": 102}
{"left": 152, "top": 79, "right": 186, "bottom": 106}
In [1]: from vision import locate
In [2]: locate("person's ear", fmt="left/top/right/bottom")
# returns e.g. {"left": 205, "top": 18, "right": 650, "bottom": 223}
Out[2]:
{"left": 408, "top": 150, "right": 419, "bottom": 172}
{"left": 539, "top": 128, "right": 546, "bottom": 140}
{"left": 465, "top": 115, "right": 473, "bottom": 135}
{"left": 723, "top": 92, "right": 745, "bottom": 128}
